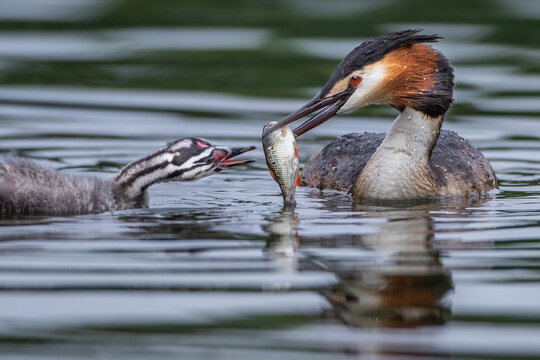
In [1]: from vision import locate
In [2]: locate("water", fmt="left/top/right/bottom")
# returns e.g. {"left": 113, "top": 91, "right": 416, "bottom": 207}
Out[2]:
{"left": 1, "top": 0, "right": 540, "bottom": 359}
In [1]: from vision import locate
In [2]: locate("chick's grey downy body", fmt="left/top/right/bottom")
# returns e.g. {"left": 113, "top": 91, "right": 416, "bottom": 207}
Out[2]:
{"left": 0, "top": 138, "right": 254, "bottom": 217}
{"left": 0, "top": 158, "right": 121, "bottom": 216}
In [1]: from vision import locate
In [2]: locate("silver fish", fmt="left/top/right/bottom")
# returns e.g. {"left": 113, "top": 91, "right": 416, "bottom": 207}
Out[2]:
{"left": 262, "top": 121, "right": 300, "bottom": 204}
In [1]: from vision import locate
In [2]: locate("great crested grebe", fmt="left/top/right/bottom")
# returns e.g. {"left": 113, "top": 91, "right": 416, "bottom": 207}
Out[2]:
{"left": 0, "top": 138, "right": 254, "bottom": 216}
{"left": 265, "top": 30, "right": 497, "bottom": 200}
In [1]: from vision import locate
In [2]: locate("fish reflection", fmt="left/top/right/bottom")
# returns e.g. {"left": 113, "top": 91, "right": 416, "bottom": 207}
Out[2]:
{"left": 263, "top": 207, "right": 300, "bottom": 273}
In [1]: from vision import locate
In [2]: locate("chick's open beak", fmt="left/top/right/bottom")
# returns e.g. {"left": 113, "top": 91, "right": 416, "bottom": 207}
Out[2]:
{"left": 217, "top": 145, "right": 256, "bottom": 169}
{"left": 263, "top": 87, "right": 354, "bottom": 138}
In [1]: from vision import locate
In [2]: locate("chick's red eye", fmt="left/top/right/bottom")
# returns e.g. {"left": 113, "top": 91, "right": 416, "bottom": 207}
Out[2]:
{"left": 350, "top": 75, "right": 362, "bottom": 86}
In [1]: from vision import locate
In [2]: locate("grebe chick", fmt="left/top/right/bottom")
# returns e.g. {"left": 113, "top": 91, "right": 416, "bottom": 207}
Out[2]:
{"left": 0, "top": 138, "right": 254, "bottom": 216}
{"left": 265, "top": 30, "right": 497, "bottom": 201}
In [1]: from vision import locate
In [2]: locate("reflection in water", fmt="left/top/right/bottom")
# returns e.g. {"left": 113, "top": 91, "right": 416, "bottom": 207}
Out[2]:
{"left": 328, "top": 204, "right": 451, "bottom": 328}
{"left": 324, "top": 198, "right": 491, "bottom": 329}
{"left": 263, "top": 195, "right": 493, "bottom": 330}
{"left": 263, "top": 206, "right": 300, "bottom": 274}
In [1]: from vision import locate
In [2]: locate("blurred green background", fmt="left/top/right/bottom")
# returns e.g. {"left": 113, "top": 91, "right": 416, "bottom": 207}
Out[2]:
{"left": 0, "top": 0, "right": 538, "bottom": 99}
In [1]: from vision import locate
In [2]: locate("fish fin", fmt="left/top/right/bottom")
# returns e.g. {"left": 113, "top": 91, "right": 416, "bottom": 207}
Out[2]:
{"left": 268, "top": 167, "right": 278, "bottom": 182}
{"left": 264, "top": 157, "right": 278, "bottom": 182}
{"left": 293, "top": 143, "right": 298, "bottom": 159}
{"left": 295, "top": 169, "right": 301, "bottom": 187}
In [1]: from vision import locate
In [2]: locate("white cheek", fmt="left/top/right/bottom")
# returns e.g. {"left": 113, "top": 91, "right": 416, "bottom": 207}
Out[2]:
{"left": 338, "top": 64, "right": 386, "bottom": 114}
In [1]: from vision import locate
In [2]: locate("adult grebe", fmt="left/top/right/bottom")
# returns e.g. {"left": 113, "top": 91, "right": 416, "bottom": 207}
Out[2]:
{"left": 265, "top": 30, "right": 496, "bottom": 201}
{"left": 0, "top": 138, "right": 254, "bottom": 216}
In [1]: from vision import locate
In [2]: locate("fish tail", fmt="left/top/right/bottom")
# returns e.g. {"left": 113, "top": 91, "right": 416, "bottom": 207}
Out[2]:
{"left": 284, "top": 190, "right": 296, "bottom": 205}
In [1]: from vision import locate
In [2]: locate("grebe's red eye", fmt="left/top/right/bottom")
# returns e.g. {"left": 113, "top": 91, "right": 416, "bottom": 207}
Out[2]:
{"left": 350, "top": 75, "right": 362, "bottom": 86}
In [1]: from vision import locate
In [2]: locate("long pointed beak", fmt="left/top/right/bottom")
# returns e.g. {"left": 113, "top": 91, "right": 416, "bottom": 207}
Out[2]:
{"left": 217, "top": 145, "right": 256, "bottom": 169}
{"left": 263, "top": 87, "right": 353, "bottom": 137}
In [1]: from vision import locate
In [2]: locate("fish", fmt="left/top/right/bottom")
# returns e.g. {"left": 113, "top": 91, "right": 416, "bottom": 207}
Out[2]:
{"left": 262, "top": 121, "right": 300, "bottom": 204}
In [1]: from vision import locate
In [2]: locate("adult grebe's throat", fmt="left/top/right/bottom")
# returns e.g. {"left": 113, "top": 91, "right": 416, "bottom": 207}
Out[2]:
{"left": 376, "top": 107, "right": 441, "bottom": 156}
{"left": 353, "top": 107, "right": 443, "bottom": 200}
